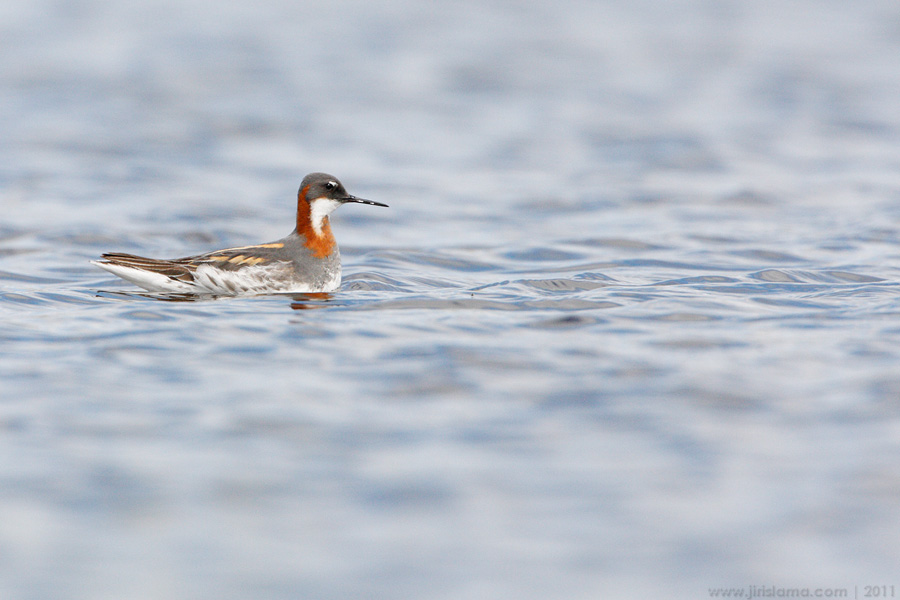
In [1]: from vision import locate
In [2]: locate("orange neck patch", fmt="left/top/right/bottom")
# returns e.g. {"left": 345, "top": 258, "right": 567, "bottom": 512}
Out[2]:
{"left": 296, "top": 185, "right": 336, "bottom": 258}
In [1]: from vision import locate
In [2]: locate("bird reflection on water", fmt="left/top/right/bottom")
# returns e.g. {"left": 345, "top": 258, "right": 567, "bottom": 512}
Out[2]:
{"left": 95, "top": 290, "right": 334, "bottom": 309}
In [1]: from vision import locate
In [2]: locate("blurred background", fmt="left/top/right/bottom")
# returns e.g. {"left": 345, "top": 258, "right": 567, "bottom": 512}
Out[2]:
{"left": 1, "top": 1, "right": 900, "bottom": 598}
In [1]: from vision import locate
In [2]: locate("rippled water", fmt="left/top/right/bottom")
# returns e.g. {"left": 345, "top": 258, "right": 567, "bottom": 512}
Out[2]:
{"left": 2, "top": 0, "right": 900, "bottom": 598}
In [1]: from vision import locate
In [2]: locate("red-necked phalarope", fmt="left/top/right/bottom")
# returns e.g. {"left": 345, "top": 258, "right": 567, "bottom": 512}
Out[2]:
{"left": 92, "top": 172, "right": 388, "bottom": 295}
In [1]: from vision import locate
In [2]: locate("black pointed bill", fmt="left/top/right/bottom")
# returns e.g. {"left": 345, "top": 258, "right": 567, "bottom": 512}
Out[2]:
{"left": 340, "top": 195, "right": 388, "bottom": 208}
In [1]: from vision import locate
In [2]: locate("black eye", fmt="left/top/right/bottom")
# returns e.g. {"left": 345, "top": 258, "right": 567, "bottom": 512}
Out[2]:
{"left": 325, "top": 181, "right": 337, "bottom": 191}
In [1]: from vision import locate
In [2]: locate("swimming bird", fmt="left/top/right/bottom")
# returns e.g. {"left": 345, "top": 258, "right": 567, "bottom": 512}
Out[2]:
{"left": 92, "top": 172, "right": 387, "bottom": 295}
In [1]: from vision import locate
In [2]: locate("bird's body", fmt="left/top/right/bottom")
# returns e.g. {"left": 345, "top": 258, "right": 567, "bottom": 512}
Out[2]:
{"left": 92, "top": 173, "right": 387, "bottom": 295}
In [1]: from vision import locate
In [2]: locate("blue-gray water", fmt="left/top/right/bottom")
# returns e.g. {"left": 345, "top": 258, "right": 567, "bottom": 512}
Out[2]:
{"left": 2, "top": 1, "right": 900, "bottom": 598}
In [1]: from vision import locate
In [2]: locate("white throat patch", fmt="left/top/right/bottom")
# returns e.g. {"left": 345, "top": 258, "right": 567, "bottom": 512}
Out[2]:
{"left": 309, "top": 197, "right": 342, "bottom": 235}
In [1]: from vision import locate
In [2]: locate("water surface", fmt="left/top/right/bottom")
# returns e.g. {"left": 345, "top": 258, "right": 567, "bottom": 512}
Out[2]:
{"left": 2, "top": 1, "right": 900, "bottom": 598}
